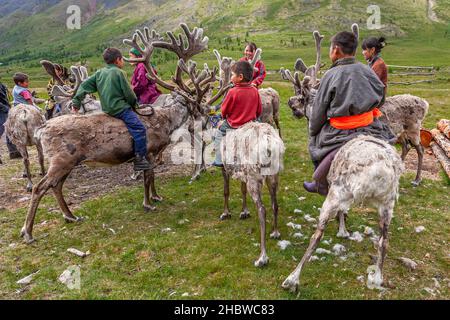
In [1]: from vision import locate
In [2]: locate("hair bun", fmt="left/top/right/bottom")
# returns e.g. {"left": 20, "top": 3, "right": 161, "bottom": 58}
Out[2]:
{"left": 378, "top": 37, "right": 386, "bottom": 48}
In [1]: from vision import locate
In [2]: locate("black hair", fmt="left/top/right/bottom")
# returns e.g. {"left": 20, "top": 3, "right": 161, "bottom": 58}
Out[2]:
{"left": 103, "top": 47, "right": 123, "bottom": 64}
{"left": 245, "top": 42, "right": 257, "bottom": 52}
{"left": 13, "top": 72, "right": 29, "bottom": 85}
{"left": 231, "top": 60, "right": 253, "bottom": 83}
{"left": 331, "top": 31, "right": 358, "bottom": 55}
{"left": 362, "top": 37, "right": 386, "bottom": 54}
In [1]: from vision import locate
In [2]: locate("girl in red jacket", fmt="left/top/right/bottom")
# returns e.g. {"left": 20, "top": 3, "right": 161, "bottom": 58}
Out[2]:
{"left": 362, "top": 37, "right": 388, "bottom": 96}
{"left": 240, "top": 42, "right": 266, "bottom": 88}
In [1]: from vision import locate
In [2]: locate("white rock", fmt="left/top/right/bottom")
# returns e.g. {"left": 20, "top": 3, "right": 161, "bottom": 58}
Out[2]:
{"left": 316, "top": 248, "right": 331, "bottom": 255}
{"left": 17, "top": 270, "right": 40, "bottom": 285}
{"left": 423, "top": 287, "right": 436, "bottom": 296}
{"left": 304, "top": 214, "right": 317, "bottom": 223}
{"left": 293, "top": 232, "right": 304, "bottom": 239}
{"left": 363, "top": 226, "right": 375, "bottom": 236}
{"left": 398, "top": 257, "right": 418, "bottom": 270}
{"left": 293, "top": 209, "right": 302, "bottom": 214}
{"left": 322, "top": 240, "right": 330, "bottom": 246}
{"left": 339, "top": 256, "right": 347, "bottom": 261}
{"left": 309, "top": 255, "right": 319, "bottom": 262}
{"left": 298, "top": 196, "right": 306, "bottom": 201}
{"left": 182, "top": 292, "right": 189, "bottom": 297}
{"left": 432, "top": 278, "right": 441, "bottom": 288}
{"left": 332, "top": 244, "right": 346, "bottom": 256}
{"left": 357, "top": 275, "right": 365, "bottom": 283}
{"left": 278, "top": 240, "right": 292, "bottom": 250}
{"left": 286, "top": 222, "right": 301, "bottom": 230}
{"left": 349, "top": 231, "right": 364, "bottom": 242}
{"left": 58, "top": 267, "right": 80, "bottom": 289}
{"left": 161, "top": 228, "right": 172, "bottom": 233}
{"left": 18, "top": 196, "right": 30, "bottom": 203}
{"left": 67, "top": 248, "right": 90, "bottom": 258}
{"left": 415, "top": 226, "right": 426, "bottom": 233}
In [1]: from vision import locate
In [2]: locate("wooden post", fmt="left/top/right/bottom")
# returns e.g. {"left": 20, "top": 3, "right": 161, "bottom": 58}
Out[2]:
{"left": 437, "top": 119, "right": 450, "bottom": 139}
{"left": 431, "top": 143, "right": 450, "bottom": 179}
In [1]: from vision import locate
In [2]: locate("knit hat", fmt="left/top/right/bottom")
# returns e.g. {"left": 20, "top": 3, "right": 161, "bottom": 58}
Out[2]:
{"left": 130, "top": 47, "right": 142, "bottom": 57}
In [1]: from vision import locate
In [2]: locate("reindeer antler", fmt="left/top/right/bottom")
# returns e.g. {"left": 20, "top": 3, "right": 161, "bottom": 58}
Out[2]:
{"left": 40, "top": 60, "right": 65, "bottom": 86}
{"left": 352, "top": 23, "right": 359, "bottom": 42}
{"left": 280, "top": 68, "right": 302, "bottom": 94}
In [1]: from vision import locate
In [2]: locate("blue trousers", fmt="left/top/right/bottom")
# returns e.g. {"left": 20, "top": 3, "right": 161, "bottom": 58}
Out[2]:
{"left": 114, "top": 108, "right": 148, "bottom": 157}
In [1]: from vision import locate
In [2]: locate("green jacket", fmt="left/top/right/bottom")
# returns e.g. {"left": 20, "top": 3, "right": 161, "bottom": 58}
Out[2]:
{"left": 72, "top": 64, "right": 137, "bottom": 116}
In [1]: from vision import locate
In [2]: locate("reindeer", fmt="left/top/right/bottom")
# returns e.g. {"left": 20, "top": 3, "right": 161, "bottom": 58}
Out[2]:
{"left": 282, "top": 24, "right": 428, "bottom": 186}
{"left": 280, "top": 26, "right": 403, "bottom": 292}
{"left": 189, "top": 49, "right": 282, "bottom": 183}
{"left": 20, "top": 23, "right": 231, "bottom": 244}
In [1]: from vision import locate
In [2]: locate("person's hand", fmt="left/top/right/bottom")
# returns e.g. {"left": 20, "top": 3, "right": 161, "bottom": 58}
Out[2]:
{"left": 251, "top": 83, "right": 258, "bottom": 88}
{"left": 69, "top": 102, "right": 79, "bottom": 114}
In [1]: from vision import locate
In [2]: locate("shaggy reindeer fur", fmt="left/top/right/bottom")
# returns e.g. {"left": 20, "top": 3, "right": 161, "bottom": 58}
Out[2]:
{"left": 221, "top": 122, "right": 285, "bottom": 267}
{"left": 380, "top": 94, "right": 429, "bottom": 186}
{"left": 5, "top": 104, "right": 45, "bottom": 192}
{"left": 282, "top": 135, "right": 404, "bottom": 292}
{"left": 21, "top": 95, "right": 190, "bottom": 243}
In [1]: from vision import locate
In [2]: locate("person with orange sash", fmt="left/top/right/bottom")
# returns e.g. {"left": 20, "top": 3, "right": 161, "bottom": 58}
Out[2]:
{"left": 303, "top": 31, "right": 395, "bottom": 195}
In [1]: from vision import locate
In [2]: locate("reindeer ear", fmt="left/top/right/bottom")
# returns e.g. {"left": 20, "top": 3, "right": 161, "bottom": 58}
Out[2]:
{"left": 79, "top": 66, "right": 89, "bottom": 81}
{"left": 40, "top": 60, "right": 64, "bottom": 85}
{"left": 295, "top": 58, "right": 308, "bottom": 73}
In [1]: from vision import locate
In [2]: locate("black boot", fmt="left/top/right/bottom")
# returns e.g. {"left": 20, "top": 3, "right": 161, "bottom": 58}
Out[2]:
{"left": 303, "top": 181, "right": 328, "bottom": 196}
{"left": 134, "top": 154, "right": 154, "bottom": 171}
{"left": 9, "top": 151, "right": 22, "bottom": 159}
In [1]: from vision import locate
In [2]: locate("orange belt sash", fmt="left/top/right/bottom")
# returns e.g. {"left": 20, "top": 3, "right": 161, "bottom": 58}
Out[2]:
{"left": 330, "top": 108, "right": 382, "bottom": 130}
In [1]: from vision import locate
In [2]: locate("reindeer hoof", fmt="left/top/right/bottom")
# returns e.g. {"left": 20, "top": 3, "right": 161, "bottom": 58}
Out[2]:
{"left": 20, "top": 228, "right": 35, "bottom": 244}
{"left": 151, "top": 195, "right": 163, "bottom": 202}
{"left": 64, "top": 215, "right": 83, "bottom": 223}
{"left": 336, "top": 230, "right": 350, "bottom": 238}
{"left": 411, "top": 180, "right": 421, "bottom": 187}
{"left": 22, "top": 173, "right": 28, "bottom": 178}
{"left": 254, "top": 255, "right": 269, "bottom": 267}
{"left": 219, "top": 212, "right": 231, "bottom": 221}
{"left": 239, "top": 211, "right": 250, "bottom": 220}
{"left": 282, "top": 275, "right": 299, "bottom": 293}
{"left": 26, "top": 184, "right": 33, "bottom": 193}
{"left": 270, "top": 230, "right": 281, "bottom": 239}
{"left": 143, "top": 204, "right": 157, "bottom": 213}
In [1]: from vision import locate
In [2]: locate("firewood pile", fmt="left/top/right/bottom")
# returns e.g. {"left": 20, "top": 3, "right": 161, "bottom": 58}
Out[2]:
{"left": 430, "top": 119, "right": 450, "bottom": 178}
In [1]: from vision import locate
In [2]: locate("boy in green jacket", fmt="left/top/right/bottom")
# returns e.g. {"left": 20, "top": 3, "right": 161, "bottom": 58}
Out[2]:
{"left": 72, "top": 48, "right": 152, "bottom": 171}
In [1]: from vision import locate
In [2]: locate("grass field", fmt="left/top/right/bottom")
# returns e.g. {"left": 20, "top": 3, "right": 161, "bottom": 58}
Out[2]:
{"left": 0, "top": 74, "right": 449, "bottom": 299}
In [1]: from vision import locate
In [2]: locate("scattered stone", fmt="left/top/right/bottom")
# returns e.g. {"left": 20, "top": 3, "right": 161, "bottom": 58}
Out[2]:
{"left": 339, "top": 256, "right": 347, "bottom": 261}
{"left": 18, "top": 196, "right": 30, "bottom": 203}
{"left": 292, "top": 256, "right": 298, "bottom": 262}
{"left": 292, "top": 232, "right": 304, "bottom": 239}
{"left": 278, "top": 240, "right": 292, "bottom": 250}
{"left": 322, "top": 240, "right": 330, "bottom": 246}
{"left": 423, "top": 287, "right": 436, "bottom": 296}
{"left": 178, "top": 219, "right": 189, "bottom": 225}
{"left": 298, "top": 196, "right": 306, "bottom": 201}
{"left": 357, "top": 275, "right": 365, "bottom": 283}
{"left": 398, "top": 257, "right": 418, "bottom": 271}
{"left": 349, "top": 231, "right": 364, "bottom": 242}
{"left": 58, "top": 267, "right": 79, "bottom": 289}
{"left": 316, "top": 248, "right": 332, "bottom": 255}
{"left": 332, "top": 244, "right": 346, "bottom": 256}
{"left": 161, "top": 228, "right": 172, "bottom": 233}
{"left": 9, "top": 243, "right": 17, "bottom": 249}
{"left": 17, "top": 270, "right": 40, "bottom": 285}
{"left": 67, "top": 248, "right": 90, "bottom": 258}
{"left": 304, "top": 214, "right": 317, "bottom": 223}
{"left": 309, "top": 255, "right": 319, "bottom": 262}
{"left": 102, "top": 224, "right": 116, "bottom": 235}
{"left": 363, "top": 226, "right": 375, "bottom": 236}
{"left": 415, "top": 226, "right": 426, "bottom": 233}
{"left": 253, "top": 243, "right": 260, "bottom": 247}
{"left": 294, "top": 209, "right": 302, "bottom": 214}
{"left": 432, "top": 278, "right": 441, "bottom": 289}
{"left": 182, "top": 292, "right": 189, "bottom": 297}
{"left": 286, "top": 222, "right": 301, "bottom": 230}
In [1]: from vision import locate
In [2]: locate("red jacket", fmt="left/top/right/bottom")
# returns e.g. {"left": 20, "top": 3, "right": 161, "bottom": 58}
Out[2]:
{"left": 221, "top": 83, "right": 262, "bottom": 128}
{"left": 240, "top": 57, "right": 266, "bottom": 87}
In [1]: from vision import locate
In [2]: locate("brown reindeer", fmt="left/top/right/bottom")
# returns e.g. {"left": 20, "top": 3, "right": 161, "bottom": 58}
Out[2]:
{"left": 20, "top": 23, "right": 231, "bottom": 243}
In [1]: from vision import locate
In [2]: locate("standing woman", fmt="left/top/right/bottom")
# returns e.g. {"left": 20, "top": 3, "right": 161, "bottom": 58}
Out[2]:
{"left": 240, "top": 42, "right": 266, "bottom": 88}
{"left": 362, "top": 37, "right": 388, "bottom": 95}
{"left": 129, "top": 48, "right": 162, "bottom": 105}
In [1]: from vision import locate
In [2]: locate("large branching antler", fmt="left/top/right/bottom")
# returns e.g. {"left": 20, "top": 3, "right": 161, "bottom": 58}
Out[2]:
{"left": 280, "top": 68, "right": 302, "bottom": 95}
{"left": 207, "top": 49, "right": 234, "bottom": 106}
{"left": 40, "top": 60, "right": 65, "bottom": 86}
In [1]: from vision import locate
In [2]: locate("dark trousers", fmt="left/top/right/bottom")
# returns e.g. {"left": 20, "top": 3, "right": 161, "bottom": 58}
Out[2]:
{"left": 114, "top": 108, "right": 148, "bottom": 157}
{"left": 0, "top": 111, "right": 19, "bottom": 155}
{"left": 312, "top": 147, "right": 341, "bottom": 188}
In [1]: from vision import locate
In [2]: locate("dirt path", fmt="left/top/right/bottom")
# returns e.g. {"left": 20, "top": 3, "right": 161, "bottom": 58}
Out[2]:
{"left": 0, "top": 137, "right": 192, "bottom": 211}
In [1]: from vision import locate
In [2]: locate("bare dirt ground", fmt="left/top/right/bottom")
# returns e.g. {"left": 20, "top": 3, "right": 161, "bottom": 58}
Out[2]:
{"left": 0, "top": 137, "right": 192, "bottom": 211}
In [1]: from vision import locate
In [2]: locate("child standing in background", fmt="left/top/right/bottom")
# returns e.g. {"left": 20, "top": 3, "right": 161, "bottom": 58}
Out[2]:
{"left": 362, "top": 37, "right": 388, "bottom": 96}
{"left": 12, "top": 73, "right": 34, "bottom": 106}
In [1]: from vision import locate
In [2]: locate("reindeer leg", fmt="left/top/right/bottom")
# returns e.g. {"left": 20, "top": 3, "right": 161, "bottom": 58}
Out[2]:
{"left": 52, "top": 173, "right": 82, "bottom": 223}
{"left": 240, "top": 182, "right": 250, "bottom": 219}
{"left": 282, "top": 188, "right": 340, "bottom": 293}
{"left": 400, "top": 136, "right": 411, "bottom": 161}
{"left": 220, "top": 168, "right": 231, "bottom": 220}
{"left": 266, "top": 175, "right": 281, "bottom": 239}
{"left": 21, "top": 166, "right": 68, "bottom": 243}
{"left": 336, "top": 210, "right": 350, "bottom": 238}
{"left": 274, "top": 116, "right": 281, "bottom": 139}
{"left": 248, "top": 180, "right": 268, "bottom": 267}
{"left": 147, "top": 168, "right": 163, "bottom": 202}
{"left": 411, "top": 140, "right": 423, "bottom": 187}
{"left": 367, "top": 202, "right": 393, "bottom": 290}
{"left": 36, "top": 142, "right": 46, "bottom": 176}
{"left": 143, "top": 169, "right": 157, "bottom": 212}
{"left": 19, "top": 146, "right": 33, "bottom": 192}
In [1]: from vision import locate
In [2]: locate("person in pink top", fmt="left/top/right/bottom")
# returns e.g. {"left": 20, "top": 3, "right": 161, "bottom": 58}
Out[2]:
{"left": 240, "top": 42, "right": 266, "bottom": 88}
{"left": 129, "top": 48, "right": 162, "bottom": 105}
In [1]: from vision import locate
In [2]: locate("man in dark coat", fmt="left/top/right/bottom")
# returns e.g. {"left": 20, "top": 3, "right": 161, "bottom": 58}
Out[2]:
{"left": 304, "top": 31, "right": 395, "bottom": 195}
{"left": 0, "top": 81, "right": 21, "bottom": 163}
